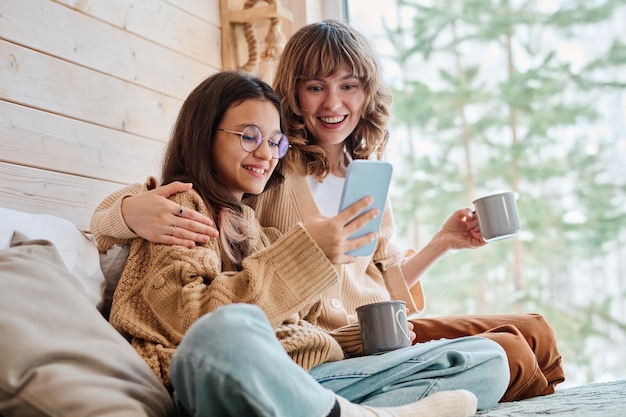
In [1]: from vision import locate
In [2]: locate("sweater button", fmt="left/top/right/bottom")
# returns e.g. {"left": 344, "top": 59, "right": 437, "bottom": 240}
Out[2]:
{"left": 331, "top": 298, "right": 342, "bottom": 309}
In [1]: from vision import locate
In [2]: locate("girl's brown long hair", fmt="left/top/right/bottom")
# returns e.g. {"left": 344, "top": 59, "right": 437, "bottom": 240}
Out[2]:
{"left": 273, "top": 19, "right": 392, "bottom": 179}
{"left": 161, "top": 71, "right": 286, "bottom": 267}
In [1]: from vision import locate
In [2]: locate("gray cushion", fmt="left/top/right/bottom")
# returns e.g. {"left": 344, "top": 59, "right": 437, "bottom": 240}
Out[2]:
{"left": 0, "top": 232, "right": 173, "bottom": 417}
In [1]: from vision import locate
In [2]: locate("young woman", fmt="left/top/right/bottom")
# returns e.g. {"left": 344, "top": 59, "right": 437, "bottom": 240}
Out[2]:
{"left": 92, "top": 20, "right": 564, "bottom": 404}
{"left": 249, "top": 20, "right": 565, "bottom": 402}
{"left": 101, "top": 70, "right": 508, "bottom": 417}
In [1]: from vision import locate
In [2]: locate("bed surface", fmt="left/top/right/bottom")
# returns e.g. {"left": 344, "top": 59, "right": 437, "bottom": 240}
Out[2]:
{"left": 478, "top": 379, "right": 626, "bottom": 416}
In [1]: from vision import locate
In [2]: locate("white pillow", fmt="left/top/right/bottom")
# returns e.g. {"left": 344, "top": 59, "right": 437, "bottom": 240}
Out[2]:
{"left": 0, "top": 207, "right": 105, "bottom": 309}
{"left": 99, "top": 244, "right": 131, "bottom": 319}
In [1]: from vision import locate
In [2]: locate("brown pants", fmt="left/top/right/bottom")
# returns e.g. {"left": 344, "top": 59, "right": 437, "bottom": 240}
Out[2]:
{"left": 410, "top": 313, "right": 564, "bottom": 402}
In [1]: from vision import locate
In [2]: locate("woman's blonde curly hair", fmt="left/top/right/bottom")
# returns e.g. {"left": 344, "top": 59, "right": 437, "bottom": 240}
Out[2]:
{"left": 273, "top": 19, "right": 392, "bottom": 179}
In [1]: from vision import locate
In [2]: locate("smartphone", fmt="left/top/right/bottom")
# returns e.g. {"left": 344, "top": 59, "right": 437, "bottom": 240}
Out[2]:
{"left": 339, "top": 160, "right": 393, "bottom": 256}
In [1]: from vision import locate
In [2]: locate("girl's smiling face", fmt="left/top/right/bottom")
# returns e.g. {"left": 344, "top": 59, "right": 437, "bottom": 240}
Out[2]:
{"left": 297, "top": 68, "right": 365, "bottom": 153}
{"left": 214, "top": 99, "right": 281, "bottom": 201}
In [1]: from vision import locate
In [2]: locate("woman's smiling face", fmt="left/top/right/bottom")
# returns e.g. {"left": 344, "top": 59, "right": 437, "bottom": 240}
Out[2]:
{"left": 297, "top": 68, "right": 365, "bottom": 150}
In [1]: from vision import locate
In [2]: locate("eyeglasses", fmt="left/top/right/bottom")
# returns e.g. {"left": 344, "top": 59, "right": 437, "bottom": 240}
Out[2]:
{"left": 217, "top": 125, "right": 290, "bottom": 159}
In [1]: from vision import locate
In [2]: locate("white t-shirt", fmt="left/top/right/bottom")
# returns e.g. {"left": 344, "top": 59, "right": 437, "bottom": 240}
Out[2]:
{"left": 306, "top": 174, "right": 345, "bottom": 217}
{"left": 306, "top": 148, "right": 353, "bottom": 217}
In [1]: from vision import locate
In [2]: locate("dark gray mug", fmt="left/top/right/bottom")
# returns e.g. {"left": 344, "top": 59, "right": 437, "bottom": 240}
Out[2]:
{"left": 473, "top": 191, "right": 521, "bottom": 242}
{"left": 357, "top": 300, "right": 410, "bottom": 355}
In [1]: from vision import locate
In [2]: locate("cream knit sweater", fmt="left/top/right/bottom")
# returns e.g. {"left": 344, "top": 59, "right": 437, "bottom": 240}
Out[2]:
{"left": 100, "top": 185, "right": 364, "bottom": 387}
{"left": 91, "top": 176, "right": 424, "bottom": 330}
{"left": 92, "top": 175, "right": 426, "bottom": 384}
{"left": 245, "top": 174, "right": 424, "bottom": 327}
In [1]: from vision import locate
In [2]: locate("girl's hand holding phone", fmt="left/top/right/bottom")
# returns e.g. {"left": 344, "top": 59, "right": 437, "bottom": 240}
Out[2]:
{"left": 303, "top": 196, "right": 379, "bottom": 264}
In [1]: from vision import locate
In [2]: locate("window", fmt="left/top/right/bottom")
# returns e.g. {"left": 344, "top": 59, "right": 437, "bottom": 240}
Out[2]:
{"left": 348, "top": 0, "right": 626, "bottom": 388}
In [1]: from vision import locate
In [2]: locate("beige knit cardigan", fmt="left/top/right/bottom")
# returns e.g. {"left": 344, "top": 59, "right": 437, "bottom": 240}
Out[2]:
{"left": 98, "top": 185, "right": 362, "bottom": 387}
{"left": 92, "top": 174, "right": 425, "bottom": 343}
{"left": 246, "top": 174, "right": 424, "bottom": 328}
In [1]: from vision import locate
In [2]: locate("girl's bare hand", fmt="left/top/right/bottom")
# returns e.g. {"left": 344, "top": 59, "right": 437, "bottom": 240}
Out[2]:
{"left": 408, "top": 319, "right": 417, "bottom": 343}
{"left": 304, "top": 196, "right": 379, "bottom": 264}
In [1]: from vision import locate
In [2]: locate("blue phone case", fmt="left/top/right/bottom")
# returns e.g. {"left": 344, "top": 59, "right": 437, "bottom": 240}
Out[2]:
{"left": 339, "top": 160, "right": 393, "bottom": 256}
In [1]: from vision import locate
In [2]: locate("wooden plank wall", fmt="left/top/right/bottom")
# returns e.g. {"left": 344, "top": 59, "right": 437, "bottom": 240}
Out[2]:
{"left": 0, "top": 0, "right": 222, "bottom": 231}
{"left": 0, "top": 0, "right": 340, "bottom": 231}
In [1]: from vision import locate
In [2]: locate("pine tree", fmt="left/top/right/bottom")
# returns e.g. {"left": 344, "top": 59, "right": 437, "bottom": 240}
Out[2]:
{"left": 381, "top": 0, "right": 626, "bottom": 383}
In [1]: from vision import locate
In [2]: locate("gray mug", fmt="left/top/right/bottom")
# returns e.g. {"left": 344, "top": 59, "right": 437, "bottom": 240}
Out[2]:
{"left": 357, "top": 300, "right": 410, "bottom": 355}
{"left": 473, "top": 191, "right": 521, "bottom": 242}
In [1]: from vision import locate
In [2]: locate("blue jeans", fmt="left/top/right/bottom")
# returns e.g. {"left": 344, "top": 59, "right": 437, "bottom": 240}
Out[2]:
{"left": 170, "top": 304, "right": 509, "bottom": 417}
